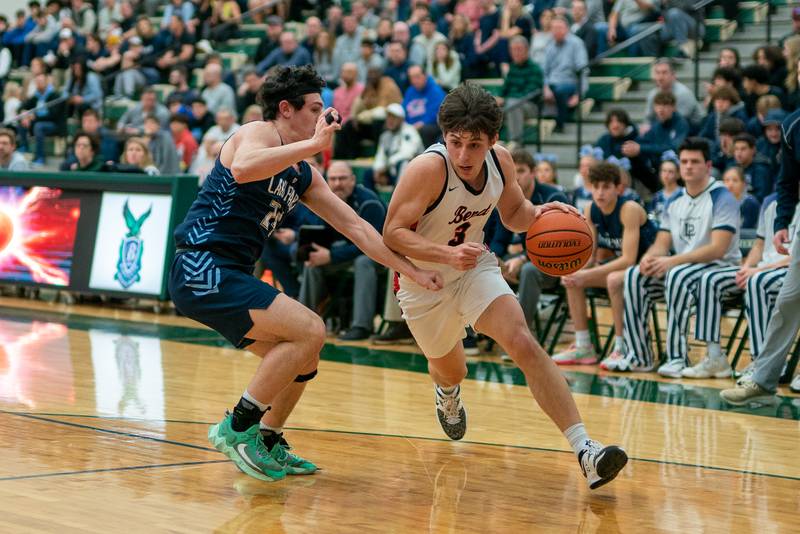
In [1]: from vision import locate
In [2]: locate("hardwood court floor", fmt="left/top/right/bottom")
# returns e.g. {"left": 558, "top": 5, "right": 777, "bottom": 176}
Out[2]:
{"left": 0, "top": 298, "right": 798, "bottom": 533}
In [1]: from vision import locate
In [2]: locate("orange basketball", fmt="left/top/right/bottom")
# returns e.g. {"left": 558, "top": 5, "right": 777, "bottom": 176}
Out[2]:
{"left": 526, "top": 210, "right": 593, "bottom": 276}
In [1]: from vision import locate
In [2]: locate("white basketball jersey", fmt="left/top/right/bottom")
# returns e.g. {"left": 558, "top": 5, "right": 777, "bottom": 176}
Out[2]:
{"left": 408, "top": 143, "right": 507, "bottom": 285}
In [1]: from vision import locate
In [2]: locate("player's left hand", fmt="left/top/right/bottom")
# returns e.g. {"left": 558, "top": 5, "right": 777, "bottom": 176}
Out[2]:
{"left": 735, "top": 266, "right": 759, "bottom": 289}
{"left": 648, "top": 256, "right": 674, "bottom": 278}
{"left": 306, "top": 243, "right": 331, "bottom": 267}
{"left": 412, "top": 268, "right": 444, "bottom": 291}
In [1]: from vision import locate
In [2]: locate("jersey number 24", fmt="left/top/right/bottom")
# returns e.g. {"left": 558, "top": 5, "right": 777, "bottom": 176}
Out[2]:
{"left": 260, "top": 200, "right": 284, "bottom": 237}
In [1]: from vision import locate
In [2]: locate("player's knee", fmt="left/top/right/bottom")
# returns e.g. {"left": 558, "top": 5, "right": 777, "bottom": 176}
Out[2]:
{"left": 506, "top": 327, "right": 537, "bottom": 359}
{"left": 440, "top": 363, "right": 467, "bottom": 384}
{"left": 298, "top": 314, "right": 326, "bottom": 353}
{"left": 606, "top": 271, "right": 623, "bottom": 291}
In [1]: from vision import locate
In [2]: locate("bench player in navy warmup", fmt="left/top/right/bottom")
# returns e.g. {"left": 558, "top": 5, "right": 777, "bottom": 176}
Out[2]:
{"left": 169, "top": 65, "right": 443, "bottom": 482}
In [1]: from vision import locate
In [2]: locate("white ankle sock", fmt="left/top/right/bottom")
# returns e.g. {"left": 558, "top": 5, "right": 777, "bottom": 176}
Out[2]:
{"left": 614, "top": 336, "right": 625, "bottom": 354}
{"left": 242, "top": 390, "right": 270, "bottom": 412}
{"left": 259, "top": 422, "right": 282, "bottom": 434}
{"left": 707, "top": 342, "right": 723, "bottom": 360}
{"left": 438, "top": 384, "right": 457, "bottom": 394}
{"left": 575, "top": 330, "right": 591, "bottom": 348}
{"left": 564, "top": 423, "right": 590, "bottom": 456}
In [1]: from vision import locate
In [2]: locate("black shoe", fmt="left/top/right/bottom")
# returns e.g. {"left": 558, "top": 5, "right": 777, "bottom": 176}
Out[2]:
{"left": 372, "top": 321, "right": 414, "bottom": 345}
{"left": 338, "top": 326, "right": 372, "bottom": 341}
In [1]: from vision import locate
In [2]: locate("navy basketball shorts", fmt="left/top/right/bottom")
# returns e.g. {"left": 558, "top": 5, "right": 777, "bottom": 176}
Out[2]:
{"left": 168, "top": 250, "right": 280, "bottom": 348}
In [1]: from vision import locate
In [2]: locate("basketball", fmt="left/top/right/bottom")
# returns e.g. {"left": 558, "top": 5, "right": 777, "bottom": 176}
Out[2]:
{"left": 526, "top": 210, "right": 593, "bottom": 276}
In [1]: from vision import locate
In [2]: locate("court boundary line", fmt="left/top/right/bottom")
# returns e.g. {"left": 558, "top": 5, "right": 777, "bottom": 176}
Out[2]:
{"left": 4, "top": 410, "right": 799, "bottom": 483}
{"left": 0, "top": 460, "right": 227, "bottom": 482}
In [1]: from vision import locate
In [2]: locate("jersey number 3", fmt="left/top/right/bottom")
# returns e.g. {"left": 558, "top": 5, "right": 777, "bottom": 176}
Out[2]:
{"left": 260, "top": 200, "right": 284, "bottom": 237}
{"left": 448, "top": 222, "right": 471, "bottom": 246}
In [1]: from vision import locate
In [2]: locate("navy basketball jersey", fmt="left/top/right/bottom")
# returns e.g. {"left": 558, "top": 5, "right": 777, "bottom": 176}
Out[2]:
{"left": 590, "top": 199, "right": 656, "bottom": 259}
{"left": 173, "top": 155, "right": 313, "bottom": 265}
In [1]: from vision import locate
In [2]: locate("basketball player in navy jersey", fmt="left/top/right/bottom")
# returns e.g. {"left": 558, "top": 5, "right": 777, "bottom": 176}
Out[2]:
{"left": 383, "top": 83, "right": 628, "bottom": 490}
{"left": 169, "top": 65, "right": 443, "bottom": 482}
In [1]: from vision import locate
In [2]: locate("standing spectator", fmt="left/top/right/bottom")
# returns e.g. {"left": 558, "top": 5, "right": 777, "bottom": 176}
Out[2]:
{"left": 255, "top": 15, "right": 283, "bottom": 64}
{"left": 644, "top": 59, "right": 705, "bottom": 131}
{"left": 428, "top": 41, "right": 461, "bottom": 92}
{"left": 256, "top": 31, "right": 312, "bottom": 75}
{"left": 61, "top": 132, "right": 104, "bottom": 171}
{"left": 495, "top": 36, "right": 543, "bottom": 144}
{"left": 741, "top": 65, "right": 786, "bottom": 118}
{"left": 332, "top": 63, "right": 364, "bottom": 124}
{"left": 298, "top": 160, "right": 386, "bottom": 341}
{"left": 119, "top": 137, "right": 160, "bottom": 175}
{"left": 117, "top": 88, "right": 170, "bottom": 136}
{"left": 18, "top": 72, "right": 65, "bottom": 166}
{"left": 333, "top": 15, "right": 364, "bottom": 77}
{"left": 201, "top": 63, "right": 237, "bottom": 118}
{"left": 142, "top": 114, "right": 180, "bottom": 175}
{"left": 0, "top": 129, "right": 30, "bottom": 171}
{"left": 570, "top": 0, "right": 598, "bottom": 59}
{"left": 355, "top": 38, "right": 385, "bottom": 84}
{"left": 371, "top": 103, "right": 424, "bottom": 188}
{"left": 542, "top": 17, "right": 587, "bottom": 133}
{"left": 698, "top": 86, "right": 748, "bottom": 145}
{"left": 313, "top": 31, "right": 337, "bottom": 86}
{"left": 392, "top": 21, "right": 426, "bottom": 66}
{"left": 733, "top": 133, "right": 773, "bottom": 202}
{"left": 403, "top": 65, "right": 446, "bottom": 146}
{"left": 336, "top": 66, "right": 402, "bottom": 159}
{"left": 722, "top": 165, "right": 761, "bottom": 230}
{"left": 170, "top": 113, "right": 198, "bottom": 171}
{"left": 383, "top": 40, "right": 411, "bottom": 93}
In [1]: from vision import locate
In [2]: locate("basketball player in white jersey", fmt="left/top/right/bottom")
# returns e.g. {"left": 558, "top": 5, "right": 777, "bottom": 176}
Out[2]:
{"left": 383, "top": 83, "right": 628, "bottom": 489}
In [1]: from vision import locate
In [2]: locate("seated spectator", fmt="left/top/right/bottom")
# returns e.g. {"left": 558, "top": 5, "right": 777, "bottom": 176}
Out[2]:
{"left": 71, "top": 0, "right": 96, "bottom": 36}
{"left": 553, "top": 162, "right": 657, "bottom": 367}
{"left": 785, "top": 51, "right": 800, "bottom": 111}
{"left": 371, "top": 103, "right": 424, "bottom": 188}
{"left": 23, "top": 10, "right": 58, "bottom": 67}
{"left": 62, "top": 108, "right": 121, "bottom": 165}
{"left": 3, "top": 82, "right": 23, "bottom": 128}
{"left": 332, "top": 62, "right": 364, "bottom": 127}
{"left": 236, "top": 69, "right": 262, "bottom": 118}
{"left": 703, "top": 67, "right": 742, "bottom": 112}
{"left": 392, "top": 21, "right": 426, "bottom": 67}
{"left": 17, "top": 72, "right": 65, "bottom": 166}
{"left": 780, "top": 7, "right": 800, "bottom": 45}
{"left": 301, "top": 16, "right": 322, "bottom": 53}
{"left": 496, "top": 36, "right": 543, "bottom": 145}
{"left": 117, "top": 88, "right": 170, "bottom": 136}
{"left": 154, "top": 16, "right": 195, "bottom": 81}
{"left": 206, "top": 0, "right": 240, "bottom": 43}
{"left": 698, "top": 86, "right": 748, "bottom": 145}
{"left": 572, "top": 145, "right": 602, "bottom": 212}
{"left": 61, "top": 131, "right": 104, "bottom": 171}
{"left": 597, "top": 108, "right": 639, "bottom": 160}
{"left": 757, "top": 109, "right": 786, "bottom": 175}
{"left": 383, "top": 40, "right": 412, "bottom": 93}
{"left": 313, "top": 31, "right": 337, "bottom": 87}
{"left": 188, "top": 97, "right": 215, "bottom": 142}
{"left": 113, "top": 49, "right": 147, "bottom": 98}
{"left": 722, "top": 165, "right": 761, "bottom": 230}
{"left": 116, "top": 136, "right": 160, "bottom": 175}
{"left": 167, "top": 66, "right": 199, "bottom": 107}
{"left": 333, "top": 15, "right": 365, "bottom": 77}
{"left": 356, "top": 38, "right": 386, "bottom": 84}
{"left": 47, "top": 28, "right": 84, "bottom": 71}
{"left": 142, "top": 114, "right": 180, "bottom": 175}
{"left": 646, "top": 152, "right": 683, "bottom": 226}
{"left": 97, "top": 0, "right": 121, "bottom": 39}
{"left": 570, "top": 0, "right": 597, "bottom": 60}
{"left": 413, "top": 15, "right": 448, "bottom": 64}
{"left": 620, "top": 137, "right": 741, "bottom": 377}
{"left": 753, "top": 45, "right": 787, "bottom": 90}
{"left": 746, "top": 95, "right": 782, "bottom": 138}
{"left": 499, "top": 0, "right": 535, "bottom": 45}
{"left": 644, "top": 59, "right": 705, "bottom": 131}
{"left": 622, "top": 92, "right": 688, "bottom": 192}
{"left": 201, "top": 63, "right": 237, "bottom": 119}
{"left": 298, "top": 160, "right": 386, "bottom": 341}
{"left": 63, "top": 57, "right": 103, "bottom": 118}
{"left": 256, "top": 31, "right": 312, "bottom": 75}
{"left": 542, "top": 16, "right": 587, "bottom": 133}
{"left": 0, "top": 128, "right": 30, "bottom": 171}
{"left": 733, "top": 133, "right": 773, "bottom": 202}
{"left": 189, "top": 107, "right": 239, "bottom": 181}
{"left": 254, "top": 15, "right": 283, "bottom": 64}
{"left": 449, "top": 14, "right": 479, "bottom": 79}
{"left": 403, "top": 65, "right": 447, "bottom": 146}
{"left": 474, "top": 0, "right": 503, "bottom": 76}
{"left": 741, "top": 65, "right": 785, "bottom": 118}
{"left": 712, "top": 117, "right": 745, "bottom": 172}
{"left": 594, "top": 0, "right": 659, "bottom": 57}
{"left": 535, "top": 157, "right": 562, "bottom": 189}
{"left": 529, "top": 9, "right": 554, "bottom": 68}
{"left": 169, "top": 113, "right": 197, "bottom": 171}
{"left": 336, "top": 66, "right": 402, "bottom": 159}
{"left": 161, "top": 0, "right": 194, "bottom": 30}
{"left": 658, "top": 0, "right": 705, "bottom": 59}
{"left": 241, "top": 105, "right": 263, "bottom": 124}
{"left": 2, "top": 9, "right": 35, "bottom": 64}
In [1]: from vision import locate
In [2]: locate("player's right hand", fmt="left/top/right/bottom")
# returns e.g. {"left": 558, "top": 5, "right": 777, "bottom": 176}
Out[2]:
{"left": 312, "top": 107, "right": 341, "bottom": 150}
{"left": 450, "top": 242, "right": 484, "bottom": 270}
{"left": 774, "top": 229, "right": 790, "bottom": 255}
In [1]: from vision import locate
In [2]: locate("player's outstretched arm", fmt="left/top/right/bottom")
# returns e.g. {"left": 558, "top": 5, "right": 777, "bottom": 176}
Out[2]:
{"left": 227, "top": 108, "right": 340, "bottom": 184}
{"left": 301, "top": 167, "right": 443, "bottom": 291}
{"left": 493, "top": 146, "right": 577, "bottom": 232}
{"left": 383, "top": 154, "right": 483, "bottom": 270}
